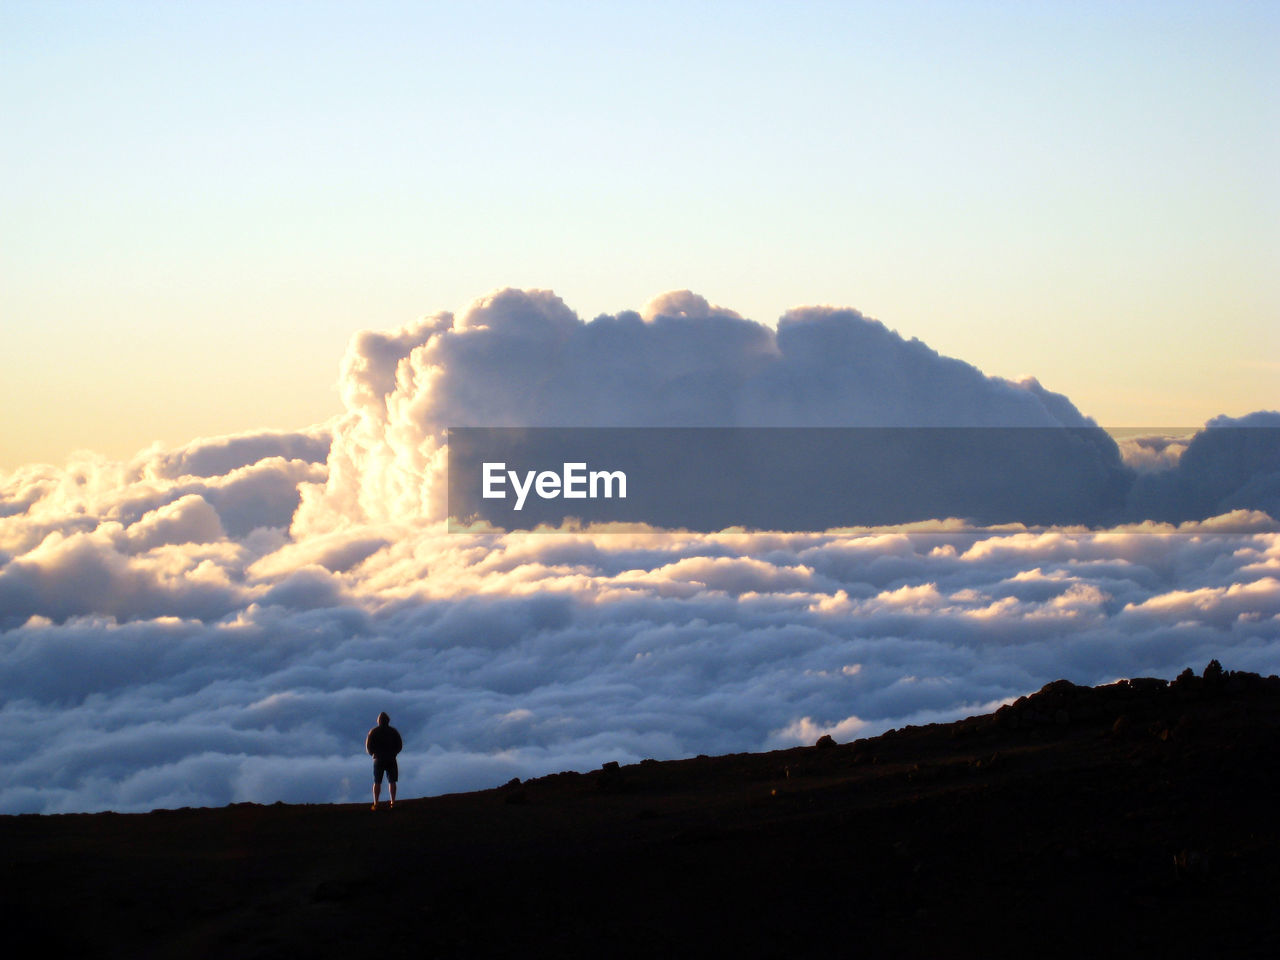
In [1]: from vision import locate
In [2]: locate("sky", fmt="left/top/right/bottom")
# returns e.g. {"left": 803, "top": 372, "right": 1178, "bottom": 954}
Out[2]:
{"left": 3, "top": 0, "right": 1277, "bottom": 469}
{"left": 1, "top": 2, "right": 1279, "bottom": 815}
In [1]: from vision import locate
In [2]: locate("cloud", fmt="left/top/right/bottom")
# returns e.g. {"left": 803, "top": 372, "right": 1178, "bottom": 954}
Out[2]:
{"left": 3, "top": 520, "right": 1278, "bottom": 814}
{"left": 0, "top": 289, "right": 1277, "bottom": 813}
{"left": 1, "top": 439, "right": 327, "bottom": 557}
{"left": 1116, "top": 432, "right": 1190, "bottom": 473}
{"left": 297, "top": 288, "right": 1108, "bottom": 532}
{"left": 299, "top": 288, "right": 1277, "bottom": 532}
{"left": 1128, "top": 412, "right": 1280, "bottom": 522}
{"left": 122, "top": 495, "right": 226, "bottom": 553}
{"left": 766, "top": 713, "right": 869, "bottom": 748}
{"left": 144, "top": 428, "right": 331, "bottom": 481}
{"left": 0, "top": 530, "right": 247, "bottom": 628}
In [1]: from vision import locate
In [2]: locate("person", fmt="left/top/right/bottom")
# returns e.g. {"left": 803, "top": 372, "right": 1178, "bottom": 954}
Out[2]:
{"left": 365, "top": 711, "right": 403, "bottom": 810}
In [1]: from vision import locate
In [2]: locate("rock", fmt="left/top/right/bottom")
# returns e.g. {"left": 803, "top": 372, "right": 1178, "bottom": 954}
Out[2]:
{"left": 1038, "top": 679, "right": 1081, "bottom": 699}
{"left": 1129, "top": 677, "right": 1167, "bottom": 695}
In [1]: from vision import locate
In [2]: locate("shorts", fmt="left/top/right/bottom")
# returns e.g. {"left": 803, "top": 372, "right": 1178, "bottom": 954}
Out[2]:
{"left": 373, "top": 758, "right": 398, "bottom": 785}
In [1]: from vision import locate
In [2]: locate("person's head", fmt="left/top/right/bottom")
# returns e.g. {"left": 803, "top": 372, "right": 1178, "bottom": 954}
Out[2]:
{"left": 378, "top": 711, "right": 390, "bottom": 727}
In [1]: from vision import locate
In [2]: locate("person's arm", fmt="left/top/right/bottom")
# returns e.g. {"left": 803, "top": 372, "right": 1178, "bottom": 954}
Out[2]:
{"left": 365, "top": 729, "right": 374, "bottom": 756}
{"left": 393, "top": 729, "right": 403, "bottom": 756}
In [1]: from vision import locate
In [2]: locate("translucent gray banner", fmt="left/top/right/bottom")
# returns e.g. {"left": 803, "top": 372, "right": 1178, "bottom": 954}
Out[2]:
{"left": 447, "top": 426, "right": 1280, "bottom": 533}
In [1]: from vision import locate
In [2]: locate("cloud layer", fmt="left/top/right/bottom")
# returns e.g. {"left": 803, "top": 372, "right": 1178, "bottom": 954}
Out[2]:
{"left": 1, "top": 290, "right": 1277, "bottom": 813}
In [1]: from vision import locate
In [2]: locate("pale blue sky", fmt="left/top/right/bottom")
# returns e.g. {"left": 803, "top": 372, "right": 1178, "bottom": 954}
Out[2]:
{"left": 3, "top": 0, "right": 1276, "bottom": 467}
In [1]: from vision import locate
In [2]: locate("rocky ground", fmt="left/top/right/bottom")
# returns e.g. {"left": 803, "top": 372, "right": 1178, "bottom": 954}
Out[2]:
{"left": 4, "top": 662, "right": 1279, "bottom": 958}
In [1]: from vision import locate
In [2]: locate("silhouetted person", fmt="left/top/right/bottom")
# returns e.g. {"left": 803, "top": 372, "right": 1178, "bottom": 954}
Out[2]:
{"left": 365, "top": 711, "right": 403, "bottom": 810}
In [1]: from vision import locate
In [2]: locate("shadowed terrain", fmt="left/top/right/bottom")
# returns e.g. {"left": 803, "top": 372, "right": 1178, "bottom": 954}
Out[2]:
{"left": 4, "top": 663, "right": 1279, "bottom": 958}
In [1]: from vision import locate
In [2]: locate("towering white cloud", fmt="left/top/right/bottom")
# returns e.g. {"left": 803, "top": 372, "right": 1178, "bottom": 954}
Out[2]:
{"left": 296, "top": 288, "right": 1100, "bottom": 532}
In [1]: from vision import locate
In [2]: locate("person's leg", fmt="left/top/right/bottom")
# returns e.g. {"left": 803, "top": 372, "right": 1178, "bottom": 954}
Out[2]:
{"left": 389, "top": 781, "right": 397, "bottom": 807}
{"left": 372, "top": 780, "right": 381, "bottom": 809}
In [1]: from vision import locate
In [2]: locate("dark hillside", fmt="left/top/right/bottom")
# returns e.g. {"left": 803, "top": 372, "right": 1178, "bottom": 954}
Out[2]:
{"left": 4, "top": 662, "right": 1279, "bottom": 958}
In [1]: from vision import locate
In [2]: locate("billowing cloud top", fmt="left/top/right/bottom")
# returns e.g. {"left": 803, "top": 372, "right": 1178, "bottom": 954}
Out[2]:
{"left": 307, "top": 288, "right": 1096, "bottom": 530}
{"left": 1, "top": 290, "right": 1277, "bottom": 813}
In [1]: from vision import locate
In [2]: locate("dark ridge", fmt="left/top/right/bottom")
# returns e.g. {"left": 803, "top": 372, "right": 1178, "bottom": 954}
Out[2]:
{"left": 4, "top": 661, "right": 1279, "bottom": 958}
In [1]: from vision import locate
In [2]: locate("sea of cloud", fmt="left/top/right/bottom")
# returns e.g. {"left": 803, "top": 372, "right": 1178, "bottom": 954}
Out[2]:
{"left": 2, "top": 289, "right": 1278, "bottom": 813}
